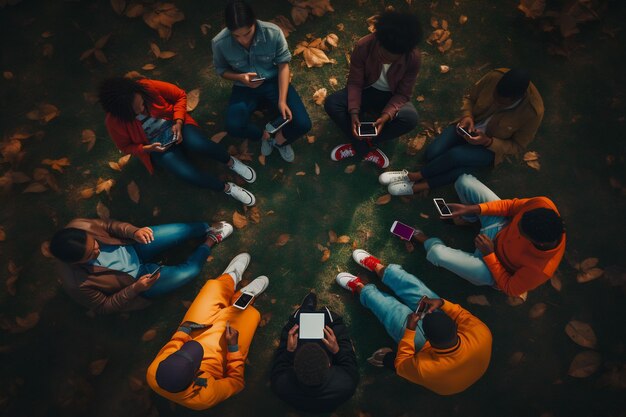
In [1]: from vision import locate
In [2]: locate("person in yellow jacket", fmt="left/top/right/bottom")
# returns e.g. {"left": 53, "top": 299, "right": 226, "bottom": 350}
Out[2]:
{"left": 146, "top": 253, "right": 269, "bottom": 410}
{"left": 336, "top": 249, "right": 492, "bottom": 395}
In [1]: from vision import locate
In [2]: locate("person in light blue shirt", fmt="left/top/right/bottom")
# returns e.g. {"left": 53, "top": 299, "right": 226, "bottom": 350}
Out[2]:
{"left": 211, "top": 0, "right": 312, "bottom": 163}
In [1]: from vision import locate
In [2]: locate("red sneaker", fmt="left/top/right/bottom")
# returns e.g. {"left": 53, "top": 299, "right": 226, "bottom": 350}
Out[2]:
{"left": 363, "top": 148, "right": 390, "bottom": 168}
{"left": 331, "top": 143, "right": 356, "bottom": 161}
{"left": 352, "top": 249, "right": 382, "bottom": 272}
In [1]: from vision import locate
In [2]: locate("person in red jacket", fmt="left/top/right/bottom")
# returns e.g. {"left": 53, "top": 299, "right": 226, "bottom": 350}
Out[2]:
{"left": 400, "top": 174, "right": 566, "bottom": 297}
{"left": 98, "top": 76, "right": 257, "bottom": 206}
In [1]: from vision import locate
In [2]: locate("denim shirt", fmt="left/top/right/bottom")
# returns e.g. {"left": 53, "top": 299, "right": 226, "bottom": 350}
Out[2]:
{"left": 211, "top": 20, "right": 291, "bottom": 86}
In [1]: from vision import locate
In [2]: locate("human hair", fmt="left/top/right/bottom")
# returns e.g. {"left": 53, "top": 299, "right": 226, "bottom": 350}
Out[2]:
{"left": 422, "top": 311, "right": 457, "bottom": 347}
{"left": 520, "top": 208, "right": 564, "bottom": 244}
{"left": 224, "top": 0, "right": 256, "bottom": 31}
{"left": 97, "top": 76, "right": 153, "bottom": 122}
{"left": 374, "top": 9, "right": 423, "bottom": 55}
{"left": 496, "top": 68, "right": 530, "bottom": 99}
{"left": 293, "top": 343, "right": 330, "bottom": 386}
{"left": 49, "top": 228, "right": 88, "bottom": 263}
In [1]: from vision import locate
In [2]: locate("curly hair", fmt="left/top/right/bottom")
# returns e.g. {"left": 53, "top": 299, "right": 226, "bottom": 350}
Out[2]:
{"left": 374, "top": 9, "right": 423, "bottom": 55}
{"left": 520, "top": 208, "right": 564, "bottom": 244}
{"left": 97, "top": 76, "right": 153, "bottom": 122}
{"left": 49, "top": 228, "right": 88, "bottom": 263}
{"left": 293, "top": 343, "right": 330, "bottom": 386}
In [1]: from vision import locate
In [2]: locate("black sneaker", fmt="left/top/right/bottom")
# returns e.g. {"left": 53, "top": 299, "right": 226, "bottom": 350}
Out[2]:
{"left": 300, "top": 292, "right": 318, "bottom": 312}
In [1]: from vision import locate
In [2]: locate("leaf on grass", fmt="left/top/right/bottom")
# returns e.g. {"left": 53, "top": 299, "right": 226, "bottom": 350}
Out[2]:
{"left": 328, "top": 230, "right": 337, "bottom": 243}
{"left": 258, "top": 154, "right": 266, "bottom": 166}
{"left": 125, "top": 3, "right": 144, "bottom": 17}
{"left": 81, "top": 129, "right": 96, "bottom": 151}
{"left": 6, "top": 275, "right": 18, "bottom": 296}
{"left": 96, "top": 201, "right": 110, "bottom": 220}
{"left": 376, "top": 194, "right": 392, "bottom": 205}
{"left": 344, "top": 164, "right": 356, "bottom": 174}
{"left": 3, "top": 71, "right": 14, "bottom": 80}
{"left": 233, "top": 211, "right": 248, "bottom": 229}
{"left": 27, "top": 103, "right": 60, "bottom": 124}
{"left": 568, "top": 351, "right": 601, "bottom": 378}
{"left": 127, "top": 181, "right": 140, "bottom": 203}
{"left": 80, "top": 48, "right": 95, "bottom": 61}
{"left": 577, "top": 257, "right": 599, "bottom": 271}
{"left": 336, "top": 235, "right": 350, "bottom": 244}
{"left": 41, "top": 241, "right": 53, "bottom": 258}
{"left": 329, "top": 77, "right": 338, "bottom": 87}
{"left": 523, "top": 151, "right": 540, "bottom": 161}
{"left": 95, "top": 178, "right": 115, "bottom": 196}
{"left": 211, "top": 131, "right": 227, "bottom": 143}
{"left": 276, "top": 234, "right": 290, "bottom": 246}
{"left": 110, "top": 0, "right": 125, "bottom": 14}
{"left": 143, "top": 3, "right": 185, "bottom": 40}
{"left": 89, "top": 359, "right": 108, "bottom": 376}
{"left": 94, "top": 33, "right": 112, "bottom": 49}
{"left": 141, "top": 64, "right": 156, "bottom": 70}
{"left": 565, "top": 320, "right": 597, "bottom": 348}
{"left": 551, "top": 274, "right": 563, "bottom": 291}
{"left": 407, "top": 135, "right": 427, "bottom": 155}
{"left": 420, "top": 212, "right": 430, "bottom": 219}
{"left": 518, "top": 0, "right": 546, "bottom": 19}
{"left": 509, "top": 351, "right": 525, "bottom": 366}
{"left": 15, "top": 312, "right": 39, "bottom": 332}
{"left": 200, "top": 23, "right": 211, "bottom": 35}
{"left": 186, "top": 88, "right": 200, "bottom": 112}
{"left": 42, "top": 157, "right": 70, "bottom": 172}
{"left": 440, "top": 65, "right": 450, "bottom": 73}
{"left": 249, "top": 207, "right": 261, "bottom": 224}
{"left": 142, "top": 329, "right": 157, "bottom": 342}
{"left": 291, "top": 6, "right": 309, "bottom": 25}
{"left": 306, "top": 135, "right": 316, "bottom": 144}
{"left": 128, "top": 376, "right": 144, "bottom": 391}
{"left": 259, "top": 312, "right": 273, "bottom": 327}
{"left": 42, "top": 43, "right": 54, "bottom": 58}
{"left": 459, "top": 15, "right": 468, "bottom": 24}
{"left": 271, "top": 15, "right": 296, "bottom": 37}
{"left": 79, "top": 188, "right": 95, "bottom": 199}
{"left": 312, "top": 88, "right": 327, "bottom": 105}
{"left": 577, "top": 268, "right": 604, "bottom": 283}
{"left": 321, "top": 249, "right": 331, "bottom": 262}
{"left": 23, "top": 183, "right": 48, "bottom": 193}
{"left": 150, "top": 42, "right": 161, "bottom": 58}
{"left": 295, "top": 171, "right": 306, "bottom": 176}
{"left": 529, "top": 302, "right": 547, "bottom": 319}
{"left": 467, "top": 295, "right": 490, "bottom": 306}
{"left": 314, "top": 163, "right": 320, "bottom": 175}
{"left": 158, "top": 50, "right": 177, "bottom": 59}
{"left": 303, "top": 48, "right": 335, "bottom": 68}
{"left": 325, "top": 33, "right": 339, "bottom": 47}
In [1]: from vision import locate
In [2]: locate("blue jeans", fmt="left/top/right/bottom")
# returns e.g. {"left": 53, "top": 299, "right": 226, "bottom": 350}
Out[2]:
{"left": 133, "top": 222, "right": 211, "bottom": 298}
{"left": 225, "top": 78, "right": 312, "bottom": 143}
{"left": 421, "top": 125, "right": 495, "bottom": 188}
{"left": 150, "top": 124, "right": 230, "bottom": 191}
{"left": 424, "top": 174, "right": 508, "bottom": 287}
{"left": 359, "top": 264, "right": 439, "bottom": 349}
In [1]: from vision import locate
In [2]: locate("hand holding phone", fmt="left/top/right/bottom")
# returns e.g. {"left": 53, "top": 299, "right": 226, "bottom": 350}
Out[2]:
{"left": 358, "top": 122, "right": 378, "bottom": 137}
{"left": 390, "top": 221, "right": 416, "bottom": 241}
{"left": 265, "top": 116, "right": 291, "bottom": 134}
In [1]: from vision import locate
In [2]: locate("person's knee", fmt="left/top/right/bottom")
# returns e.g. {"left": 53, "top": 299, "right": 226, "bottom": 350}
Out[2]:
{"left": 225, "top": 112, "right": 247, "bottom": 137}
{"left": 454, "top": 173, "right": 477, "bottom": 195}
{"left": 426, "top": 243, "right": 451, "bottom": 266}
{"left": 323, "top": 91, "right": 346, "bottom": 115}
{"left": 397, "top": 106, "right": 419, "bottom": 129}
{"left": 295, "top": 113, "right": 312, "bottom": 135}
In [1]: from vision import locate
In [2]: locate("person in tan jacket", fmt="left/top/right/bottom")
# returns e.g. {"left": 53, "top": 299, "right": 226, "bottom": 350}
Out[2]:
{"left": 49, "top": 218, "right": 233, "bottom": 314}
{"left": 379, "top": 68, "right": 544, "bottom": 195}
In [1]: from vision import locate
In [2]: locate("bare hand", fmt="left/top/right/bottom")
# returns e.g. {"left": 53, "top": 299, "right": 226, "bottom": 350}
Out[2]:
{"left": 446, "top": 203, "right": 475, "bottom": 219}
{"left": 420, "top": 296, "right": 444, "bottom": 314}
{"left": 406, "top": 312, "right": 421, "bottom": 330}
{"left": 374, "top": 113, "right": 390, "bottom": 135}
{"left": 171, "top": 121, "right": 183, "bottom": 144}
{"left": 278, "top": 101, "right": 292, "bottom": 121}
{"left": 225, "top": 322, "right": 239, "bottom": 346}
{"left": 135, "top": 271, "right": 160, "bottom": 292}
{"left": 464, "top": 130, "right": 491, "bottom": 146}
{"left": 457, "top": 116, "right": 475, "bottom": 133}
{"left": 240, "top": 72, "right": 264, "bottom": 88}
{"left": 143, "top": 143, "right": 166, "bottom": 153}
{"left": 350, "top": 114, "right": 360, "bottom": 139}
{"left": 287, "top": 324, "right": 299, "bottom": 352}
{"left": 322, "top": 326, "right": 340, "bottom": 354}
{"left": 134, "top": 227, "right": 154, "bottom": 244}
{"left": 475, "top": 234, "right": 495, "bottom": 256}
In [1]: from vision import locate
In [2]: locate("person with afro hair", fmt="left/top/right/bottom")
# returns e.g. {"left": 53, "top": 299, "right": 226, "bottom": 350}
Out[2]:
{"left": 325, "top": 9, "right": 422, "bottom": 169}
{"left": 396, "top": 174, "right": 566, "bottom": 297}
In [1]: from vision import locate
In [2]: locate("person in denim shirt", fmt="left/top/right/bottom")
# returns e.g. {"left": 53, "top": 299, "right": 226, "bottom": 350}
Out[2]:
{"left": 212, "top": 0, "right": 312, "bottom": 162}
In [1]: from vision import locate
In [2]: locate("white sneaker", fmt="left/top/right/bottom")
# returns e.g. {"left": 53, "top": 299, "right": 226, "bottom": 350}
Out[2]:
{"left": 274, "top": 142, "right": 295, "bottom": 162}
{"left": 225, "top": 182, "right": 256, "bottom": 206}
{"left": 335, "top": 272, "right": 362, "bottom": 293}
{"left": 207, "top": 221, "right": 234, "bottom": 244}
{"left": 388, "top": 181, "right": 415, "bottom": 196}
{"left": 240, "top": 275, "right": 269, "bottom": 296}
{"left": 379, "top": 170, "right": 409, "bottom": 185}
{"left": 222, "top": 253, "right": 251, "bottom": 287}
{"left": 229, "top": 157, "right": 256, "bottom": 183}
{"left": 261, "top": 137, "right": 274, "bottom": 156}
{"left": 352, "top": 249, "right": 381, "bottom": 272}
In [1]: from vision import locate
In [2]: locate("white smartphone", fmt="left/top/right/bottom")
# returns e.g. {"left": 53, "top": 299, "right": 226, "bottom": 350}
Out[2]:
{"left": 265, "top": 116, "right": 290, "bottom": 134}
{"left": 390, "top": 221, "right": 416, "bottom": 241}
{"left": 433, "top": 198, "right": 453, "bottom": 217}
{"left": 233, "top": 292, "right": 254, "bottom": 310}
{"left": 358, "top": 122, "right": 378, "bottom": 137}
{"left": 251, "top": 76, "right": 266, "bottom": 82}
{"left": 458, "top": 125, "right": 477, "bottom": 138}
{"left": 415, "top": 295, "right": 428, "bottom": 319}
{"left": 299, "top": 313, "right": 325, "bottom": 339}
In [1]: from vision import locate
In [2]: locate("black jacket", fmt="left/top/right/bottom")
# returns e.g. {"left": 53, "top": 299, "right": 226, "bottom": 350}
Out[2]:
{"left": 270, "top": 308, "right": 359, "bottom": 413}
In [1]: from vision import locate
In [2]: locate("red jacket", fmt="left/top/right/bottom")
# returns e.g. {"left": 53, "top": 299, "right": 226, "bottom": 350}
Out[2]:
{"left": 104, "top": 79, "right": 198, "bottom": 174}
{"left": 347, "top": 34, "right": 421, "bottom": 119}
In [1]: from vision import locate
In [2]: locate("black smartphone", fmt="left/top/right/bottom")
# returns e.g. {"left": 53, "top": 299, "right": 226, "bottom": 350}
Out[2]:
{"left": 433, "top": 198, "right": 453, "bottom": 217}
{"left": 148, "top": 265, "right": 162, "bottom": 280}
{"left": 358, "top": 122, "right": 378, "bottom": 137}
{"left": 415, "top": 295, "right": 428, "bottom": 314}
{"left": 161, "top": 133, "right": 178, "bottom": 148}
{"left": 233, "top": 292, "right": 254, "bottom": 310}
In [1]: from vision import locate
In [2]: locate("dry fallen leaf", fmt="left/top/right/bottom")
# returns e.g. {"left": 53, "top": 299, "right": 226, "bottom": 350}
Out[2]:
{"left": 211, "top": 131, "right": 227, "bottom": 143}
{"left": 270, "top": 15, "right": 296, "bottom": 38}
{"left": 509, "top": 351, "right": 525, "bottom": 366}
{"left": 467, "top": 295, "right": 490, "bottom": 306}
{"left": 259, "top": 312, "right": 273, "bottom": 327}
{"left": 551, "top": 274, "right": 563, "bottom": 291}
{"left": 79, "top": 188, "right": 95, "bottom": 199}
{"left": 15, "top": 312, "right": 40, "bottom": 332}
{"left": 568, "top": 350, "right": 602, "bottom": 378}
{"left": 42, "top": 157, "right": 70, "bottom": 173}
{"left": 577, "top": 268, "right": 604, "bottom": 283}
{"left": 96, "top": 201, "right": 110, "bottom": 220}
{"left": 344, "top": 164, "right": 356, "bottom": 174}
{"left": 27, "top": 103, "right": 60, "bottom": 124}
{"left": 3, "top": 71, "right": 14, "bottom": 80}
{"left": 41, "top": 241, "right": 53, "bottom": 258}
{"left": 110, "top": 0, "right": 125, "bottom": 14}
{"left": 143, "top": 2, "right": 185, "bottom": 40}
{"left": 321, "top": 249, "right": 331, "bottom": 262}
{"left": 506, "top": 292, "right": 528, "bottom": 306}
{"left": 291, "top": 6, "right": 309, "bottom": 25}
{"left": 276, "top": 234, "right": 290, "bottom": 246}
{"left": 329, "top": 77, "right": 338, "bottom": 87}
{"left": 186, "top": 88, "right": 200, "bottom": 112}
{"left": 518, "top": 0, "right": 546, "bottom": 19}
{"left": 233, "top": 211, "right": 248, "bottom": 229}
{"left": 258, "top": 154, "right": 266, "bottom": 166}
{"left": 577, "top": 257, "right": 599, "bottom": 270}
{"left": 407, "top": 135, "right": 427, "bottom": 155}
{"left": 141, "top": 64, "right": 156, "bottom": 70}
{"left": 295, "top": 171, "right": 306, "bottom": 176}
{"left": 336, "top": 235, "right": 350, "bottom": 244}
{"left": 249, "top": 206, "right": 261, "bottom": 224}
{"left": 23, "top": 182, "right": 48, "bottom": 193}
{"left": 81, "top": 129, "right": 96, "bottom": 151}
{"left": 315, "top": 163, "right": 320, "bottom": 175}
{"left": 459, "top": 15, "right": 468, "bottom": 24}
{"left": 528, "top": 302, "right": 547, "bottom": 319}
{"left": 95, "top": 178, "right": 115, "bottom": 196}
{"left": 127, "top": 181, "right": 140, "bottom": 204}
{"left": 440, "top": 65, "right": 450, "bottom": 73}
{"left": 312, "top": 88, "right": 327, "bottom": 105}
{"left": 328, "top": 230, "right": 338, "bottom": 243}
{"left": 89, "top": 359, "right": 108, "bottom": 376}
{"left": 306, "top": 135, "right": 316, "bottom": 144}
{"left": 565, "top": 320, "right": 597, "bottom": 349}
{"left": 376, "top": 194, "right": 392, "bottom": 205}
{"left": 142, "top": 329, "right": 157, "bottom": 342}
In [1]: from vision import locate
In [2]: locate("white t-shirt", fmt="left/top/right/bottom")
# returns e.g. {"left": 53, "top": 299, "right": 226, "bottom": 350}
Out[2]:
{"left": 371, "top": 64, "right": 392, "bottom": 92}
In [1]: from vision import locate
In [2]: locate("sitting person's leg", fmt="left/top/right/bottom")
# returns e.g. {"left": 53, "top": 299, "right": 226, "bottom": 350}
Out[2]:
{"left": 454, "top": 174, "right": 504, "bottom": 229}
{"left": 225, "top": 86, "right": 263, "bottom": 141}
{"left": 183, "top": 274, "right": 236, "bottom": 322}
{"left": 133, "top": 222, "right": 210, "bottom": 262}
{"left": 324, "top": 88, "right": 353, "bottom": 140}
{"left": 372, "top": 101, "right": 418, "bottom": 145}
{"left": 274, "top": 84, "right": 312, "bottom": 145}
{"left": 381, "top": 264, "right": 439, "bottom": 310}
{"left": 420, "top": 146, "right": 494, "bottom": 189}
{"left": 423, "top": 125, "right": 466, "bottom": 162}
{"left": 151, "top": 147, "right": 226, "bottom": 191}
{"left": 224, "top": 306, "right": 261, "bottom": 357}
{"left": 359, "top": 284, "right": 417, "bottom": 345}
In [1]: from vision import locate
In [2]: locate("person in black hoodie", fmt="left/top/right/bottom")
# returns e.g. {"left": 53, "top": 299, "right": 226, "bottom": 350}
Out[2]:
{"left": 270, "top": 292, "right": 359, "bottom": 412}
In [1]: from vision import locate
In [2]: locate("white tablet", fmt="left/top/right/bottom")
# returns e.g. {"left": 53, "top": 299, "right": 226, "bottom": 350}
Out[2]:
{"left": 299, "top": 313, "right": 325, "bottom": 339}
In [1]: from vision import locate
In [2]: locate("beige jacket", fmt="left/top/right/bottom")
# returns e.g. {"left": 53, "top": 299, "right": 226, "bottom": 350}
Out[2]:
{"left": 460, "top": 68, "right": 544, "bottom": 164}
{"left": 57, "top": 218, "right": 151, "bottom": 314}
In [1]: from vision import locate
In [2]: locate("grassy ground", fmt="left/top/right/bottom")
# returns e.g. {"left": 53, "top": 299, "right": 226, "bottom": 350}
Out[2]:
{"left": 1, "top": 0, "right": 625, "bottom": 416}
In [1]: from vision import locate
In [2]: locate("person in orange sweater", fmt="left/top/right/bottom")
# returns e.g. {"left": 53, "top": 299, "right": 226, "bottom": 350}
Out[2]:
{"left": 336, "top": 249, "right": 492, "bottom": 394}
{"left": 98, "top": 76, "right": 257, "bottom": 206}
{"left": 146, "top": 253, "right": 269, "bottom": 410}
{"left": 403, "top": 174, "right": 565, "bottom": 297}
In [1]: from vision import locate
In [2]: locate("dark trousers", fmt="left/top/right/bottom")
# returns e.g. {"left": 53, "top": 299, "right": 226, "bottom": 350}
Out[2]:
{"left": 150, "top": 124, "right": 230, "bottom": 191}
{"left": 421, "top": 125, "right": 495, "bottom": 188}
{"left": 324, "top": 87, "right": 419, "bottom": 156}
{"left": 225, "top": 78, "right": 312, "bottom": 143}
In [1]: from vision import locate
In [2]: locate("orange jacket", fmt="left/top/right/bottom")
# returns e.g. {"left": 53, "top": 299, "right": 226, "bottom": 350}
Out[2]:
{"left": 394, "top": 299, "right": 492, "bottom": 395}
{"left": 104, "top": 79, "right": 198, "bottom": 174}
{"left": 479, "top": 197, "right": 566, "bottom": 296}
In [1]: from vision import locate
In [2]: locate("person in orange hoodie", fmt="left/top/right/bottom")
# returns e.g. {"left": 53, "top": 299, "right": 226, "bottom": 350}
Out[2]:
{"left": 336, "top": 249, "right": 492, "bottom": 395}
{"left": 401, "top": 173, "right": 565, "bottom": 297}
{"left": 146, "top": 253, "right": 269, "bottom": 410}
{"left": 98, "top": 76, "right": 257, "bottom": 206}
